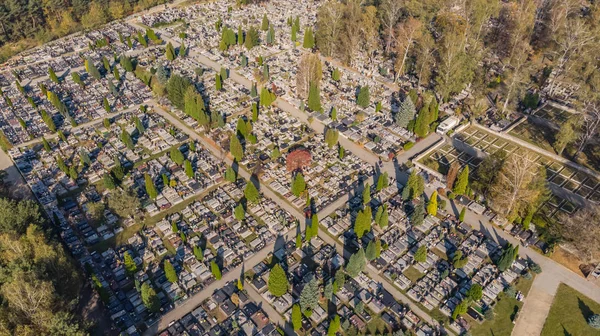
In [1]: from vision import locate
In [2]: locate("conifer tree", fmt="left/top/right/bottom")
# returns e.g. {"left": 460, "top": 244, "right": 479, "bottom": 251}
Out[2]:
{"left": 396, "top": 96, "right": 416, "bottom": 128}
{"left": 268, "top": 264, "right": 288, "bottom": 297}
{"left": 124, "top": 252, "right": 137, "bottom": 275}
{"left": 48, "top": 66, "right": 60, "bottom": 84}
{"left": 215, "top": 73, "right": 222, "bottom": 90}
{"left": 357, "top": 85, "right": 370, "bottom": 108}
{"left": 184, "top": 160, "right": 193, "bottom": 178}
{"left": 427, "top": 191, "right": 438, "bottom": 216}
{"left": 291, "top": 172, "right": 306, "bottom": 197}
{"left": 141, "top": 283, "right": 160, "bottom": 312}
{"left": 307, "top": 82, "right": 321, "bottom": 112}
{"left": 211, "top": 261, "right": 222, "bottom": 280}
{"left": 166, "top": 42, "right": 176, "bottom": 61}
{"left": 258, "top": 13, "right": 268, "bottom": 30}
{"left": 360, "top": 180, "right": 374, "bottom": 208}
{"left": 229, "top": 134, "right": 243, "bottom": 161}
{"left": 225, "top": 165, "right": 237, "bottom": 182}
{"left": 103, "top": 97, "right": 111, "bottom": 113}
{"left": 237, "top": 26, "right": 244, "bottom": 45}
{"left": 346, "top": 248, "right": 366, "bottom": 278}
{"left": 303, "top": 27, "right": 315, "bottom": 49}
{"left": 164, "top": 259, "right": 177, "bottom": 283}
{"left": 244, "top": 180, "right": 260, "bottom": 203}
{"left": 332, "top": 68, "right": 340, "bottom": 81}
{"left": 145, "top": 174, "right": 158, "bottom": 199}
{"left": 453, "top": 166, "right": 469, "bottom": 195}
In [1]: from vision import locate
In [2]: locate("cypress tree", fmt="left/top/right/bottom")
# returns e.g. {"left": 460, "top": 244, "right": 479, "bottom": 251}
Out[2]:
{"left": 48, "top": 66, "right": 60, "bottom": 84}
{"left": 307, "top": 82, "right": 321, "bottom": 112}
{"left": 215, "top": 73, "right": 222, "bottom": 90}
{"left": 165, "top": 42, "right": 176, "bottom": 61}
{"left": 303, "top": 27, "right": 314, "bottom": 49}
{"left": 244, "top": 181, "right": 260, "bottom": 203}
{"left": 103, "top": 97, "right": 111, "bottom": 113}
{"left": 230, "top": 134, "right": 243, "bottom": 161}
{"left": 261, "top": 13, "right": 269, "bottom": 31}
{"left": 427, "top": 191, "right": 438, "bottom": 216}
{"left": 164, "top": 260, "right": 177, "bottom": 283}
{"left": 357, "top": 85, "right": 370, "bottom": 108}
{"left": 268, "top": 264, "right": 288, "bottom": 297}
{"left": 145, "top": 174, "right": 158, "bottom": 199}
{"left": 453, "top": 166, "right": 469, "bottom": 195}
{"left": 237, "top": 26, "right": 244, "bottom": 45}
{"left": 184, "top": 160, "right": 193, "bottom": 178}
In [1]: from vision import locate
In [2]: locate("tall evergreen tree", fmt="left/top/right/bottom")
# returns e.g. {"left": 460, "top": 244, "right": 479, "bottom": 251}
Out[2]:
{"left": 268, "top": 264, "right": 288, "bottom": 297}
{"left": 427, "top": 191, "right": 438, "bottom": 216}
{"left": 165, "top": 42, "right": 176, "bottom": 61}
{"left": 303, "top": 27, "right": 315, "bottom": 49}
{"left": 230, "top": 134, "right": 243, "bottom": 161}
{"left": 244, "top": 180, "right": 260, "bottom": 203}
{"left": 307, "top": 82, "right": 321, "bottom": 112}
{"left": 396, "top": 96, "right": 416, "bottom": 128}
{"left": 453, "top": 166, "right": 469, "bottom": 195}
{"left": 145, "top": 174, "right": 158, "bottom": 199}
{"left": 164, "top": 259, "right": 177, "bottom": 283}
{"left": 357, "top": 85, "right": 370, "bottom": 108}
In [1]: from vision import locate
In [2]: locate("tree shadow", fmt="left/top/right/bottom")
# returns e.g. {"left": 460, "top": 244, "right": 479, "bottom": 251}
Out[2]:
{"left": 509, "top": 305, "right": 519, "bottom": 322}
{"left": 561, "top": 324, "right": 573, "bottom": 336}
{"left": 578, "top": 297, "right": 594, "bottom": 321}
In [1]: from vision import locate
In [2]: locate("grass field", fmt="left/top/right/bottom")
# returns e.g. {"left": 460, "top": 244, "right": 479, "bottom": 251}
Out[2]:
{"left": 467, "top": 276, "right": 534, "bottom": 336}
{"left": 541, "top": 284, "right": 600, "bottom": 336}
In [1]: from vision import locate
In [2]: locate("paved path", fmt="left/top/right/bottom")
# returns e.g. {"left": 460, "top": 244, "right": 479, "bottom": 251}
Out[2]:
{"left": 512, "top": 274, "right": 556, "bottom": 336}
{"left": 138, "top": 21, "right": 600, "bottom": 336}
{"left": 316, "top": 228, "right": 454, "bottom": 335}
{"left": 0, "top": 148, "right": 33, "bottom": 200}
{"left": 147, "top": 227, "right": 297, "bottom": 334}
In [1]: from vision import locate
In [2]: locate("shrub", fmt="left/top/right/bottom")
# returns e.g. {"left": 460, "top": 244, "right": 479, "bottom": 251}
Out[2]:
{"left": 504, "top": 285, "right": 516, "bottom": 298}
{"left": 403, "top": 141, "right": 415, "bottom": 150}
{"left": 529, "top": 262, "right": 542, "bottom": 274}
{"left": 588, "top": 314, "right": 600, "bottom": 329}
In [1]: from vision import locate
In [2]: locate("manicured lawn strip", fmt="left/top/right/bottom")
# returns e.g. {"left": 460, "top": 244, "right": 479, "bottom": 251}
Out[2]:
{"left": 541, "top": 284, "right": 600, "bottom": 336}
{"left": 467, "top": 276, "right": 534, "bottom": 336}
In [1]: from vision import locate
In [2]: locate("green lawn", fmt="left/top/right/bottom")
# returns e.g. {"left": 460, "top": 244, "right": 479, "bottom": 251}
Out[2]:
{"left": 403, "top": 266, "right": 423, "bottom": 283}
{"left": 468, "top": 276, "right": 534, "bottom": 336}
{"left": 541, "top": 284, "right": 600, "bottom": 336}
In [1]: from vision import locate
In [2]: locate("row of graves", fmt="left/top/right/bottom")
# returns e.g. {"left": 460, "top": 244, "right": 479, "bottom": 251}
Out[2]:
{"left": 72, "top": 169, "right": 294, "bottom": 333}
{"left": 0, "top": 22, "right": 140, "bottom": 72}
{"left": 0, "top": 48, "right": 152, "bottom": 145}
{"left": 260, "top": 48, "right": 415, "bottom": 159}
{"left": 141, "top": 0, "right": 318, "bottom": 64}
{"left": 160, "top": 281, "right": 280, "bottom": 336}
{"left": 418, "top": 124, "right": 600, "bottom": 251}
{"left": 0, "top": 20, "right": 163, "bottom": 145}
{"left": 7, "top": 108, "right": 222, "bottom": 256}
{"left": 248, "top": 236, "right": 437, "bottom": 335}
{"left": 322, "top": 182, "right": 533, "bottom": 335}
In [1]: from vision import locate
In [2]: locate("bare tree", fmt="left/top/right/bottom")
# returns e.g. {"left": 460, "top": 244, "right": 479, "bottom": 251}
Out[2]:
{"left": 548, "top": 17, "right": 598, "bottom": 96}
{"left": 574, "top": 101, "right": 600, "bottom": 159}
{"left": 416, "top": 30, "right": 436, "bottom": 87}
{"left": 394, "top": 17, "right": 422, "bottom": 80}
{"left": 316, "top": 2, "right": 344, "bottom": 57}
{"left": 559, "top": 205, "right": 600, "bottom": 262}
{"left": 378, "top": 0, "right": 403, "bottom": 53}
{"left": 296, "top": 53, "right": 322, "bottom": 99}
{"left": 491, "top": 153, "right": 546, "bottom": 217}
{"left": 501, "top": 41, "right": 531, "bottom": 115}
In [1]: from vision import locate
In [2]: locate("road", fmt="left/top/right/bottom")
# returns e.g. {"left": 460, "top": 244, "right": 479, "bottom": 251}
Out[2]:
{"left": 104, "top": 16, "right": 600, "bottom": 335}
{"left": 146, "top": 224, "right": 297, "bottom": 334}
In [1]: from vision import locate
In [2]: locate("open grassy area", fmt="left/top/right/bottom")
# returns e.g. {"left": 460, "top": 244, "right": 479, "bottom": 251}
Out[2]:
{"left": 403, "top": 266, "right": 423, "bottom": 283}
{"left": 541, "top": 284, "right": 600, "bottom": 336}
{"left": 468, "top": 275, "right": 534, "bottom": 336}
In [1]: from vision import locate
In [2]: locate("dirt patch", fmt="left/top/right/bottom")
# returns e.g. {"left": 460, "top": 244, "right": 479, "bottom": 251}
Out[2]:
{"left": 550, "top": 247, "right": 584, "bottom": 277}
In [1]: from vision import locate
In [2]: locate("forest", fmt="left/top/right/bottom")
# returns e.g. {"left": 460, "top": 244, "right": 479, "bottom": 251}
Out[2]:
{"left": 314, "top": 0, "right": 598, "bottom": 112}
{"left": 0, "top": 0, "right": 170, "bottom": 62}
{"left": 0, "top": 174, "right": 85, "bottom": 335}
